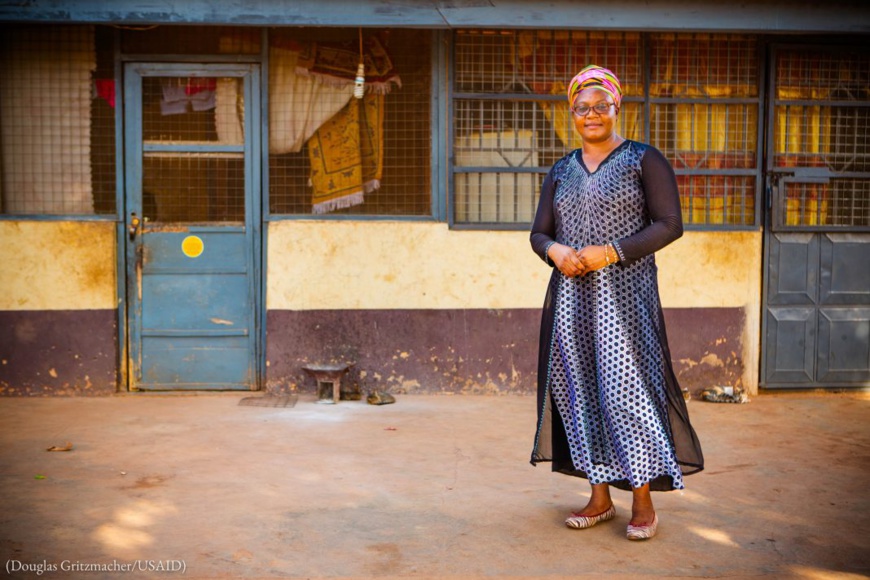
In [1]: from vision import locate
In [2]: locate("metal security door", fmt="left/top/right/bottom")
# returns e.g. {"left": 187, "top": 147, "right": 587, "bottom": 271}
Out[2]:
{"left": 763, "top": 46, "right": 870, "bottom": 389}
{"left": 124, "top": 63, "right": 261, "bottom": 390}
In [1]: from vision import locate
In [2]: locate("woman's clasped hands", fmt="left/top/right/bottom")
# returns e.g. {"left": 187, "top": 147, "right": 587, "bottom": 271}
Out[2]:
{"left": 548, "top": 243, "right": 612, "bottom": 277}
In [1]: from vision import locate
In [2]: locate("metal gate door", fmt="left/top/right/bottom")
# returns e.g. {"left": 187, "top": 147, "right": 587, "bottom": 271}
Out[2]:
{"left": 763, "top": 46, "right": 870, "bottom": 388}
{"left": 124, "top": 63, "right": 261, "bottom": 390}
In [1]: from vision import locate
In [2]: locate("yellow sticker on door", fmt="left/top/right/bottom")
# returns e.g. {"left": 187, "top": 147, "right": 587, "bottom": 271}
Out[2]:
{"left": 182, "top": 235, "right": 204, "bottom": 258}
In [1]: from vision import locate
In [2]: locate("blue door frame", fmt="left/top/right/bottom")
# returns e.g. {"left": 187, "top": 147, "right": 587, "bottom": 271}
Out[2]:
{"left": 123, "top": 63, "right": 262, "bottom": 390}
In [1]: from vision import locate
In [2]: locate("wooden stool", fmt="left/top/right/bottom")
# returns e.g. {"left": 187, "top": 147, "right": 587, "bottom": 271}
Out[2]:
{"left": 302, "top": 363, "right": 352, "bottom": 404}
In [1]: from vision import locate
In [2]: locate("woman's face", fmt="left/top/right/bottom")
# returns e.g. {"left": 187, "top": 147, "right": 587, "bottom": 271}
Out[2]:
{"left": 571, "top": 87, "right": 618, "bottom": 144}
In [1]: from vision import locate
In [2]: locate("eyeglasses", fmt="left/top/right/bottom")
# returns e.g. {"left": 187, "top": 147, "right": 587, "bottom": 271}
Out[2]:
{"left": 571, "top": 102, "right": 615, "bottom": 117}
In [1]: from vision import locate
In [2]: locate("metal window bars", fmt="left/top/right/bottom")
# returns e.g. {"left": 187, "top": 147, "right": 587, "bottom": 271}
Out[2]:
{"left": 771, "top": 47, "right": 870, "bottom": 230}
{"left": 451, "top": 30, "right": 763, "bottom": 228}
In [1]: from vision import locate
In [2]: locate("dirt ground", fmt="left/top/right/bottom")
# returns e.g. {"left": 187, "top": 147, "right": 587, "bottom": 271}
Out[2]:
{"left": 1, "top": 391, "right": 868, "bottom": 579}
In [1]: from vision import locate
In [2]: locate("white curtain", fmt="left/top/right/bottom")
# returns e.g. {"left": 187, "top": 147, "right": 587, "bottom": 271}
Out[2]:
{"left": 269, "top": 46, "right": 353, "bottom": 155}
{"left": 215, "top": 77, "right": 245, "bottom": 144}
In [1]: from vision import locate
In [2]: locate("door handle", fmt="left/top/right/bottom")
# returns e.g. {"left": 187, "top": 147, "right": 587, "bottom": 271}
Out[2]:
{"left": 128, "top": 213, "right": 141, "bottom": 240}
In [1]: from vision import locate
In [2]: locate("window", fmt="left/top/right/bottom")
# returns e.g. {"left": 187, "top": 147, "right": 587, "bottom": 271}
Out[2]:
{"left": 0, "top": 25, "right": 117, "bottom": 216}
{"left": 268, "top": 29, "right": 432, "bottom": 216}
{"left": 650, "top": 33, "right": 760, "bottom": 226}
{"left": 452, "top": 30, "right": 642, "bottom": 228}
{"left": 0, "top": 25, "right": 432, "bottom": 219}
{"left": 139, "top": 75, "right": 247, "bottom": 224}
{"left": 772, "top": 47, "right": 870, "bottom": 228}
{"left": 451, "top": 30, "right": 762, "bottom": 228}
{"left": 122, "top": 26, "right": 432, "bottom": 217}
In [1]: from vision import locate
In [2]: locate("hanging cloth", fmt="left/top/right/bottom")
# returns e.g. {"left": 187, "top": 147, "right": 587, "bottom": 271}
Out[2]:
{"left": 299, "top": 35, "right": 398, "bottom": 213}
{"left": 269, "top": 45, "right": 354, "bottom": 154}
{"left": 307, "top": 93, "right": 384, "bottom": 214}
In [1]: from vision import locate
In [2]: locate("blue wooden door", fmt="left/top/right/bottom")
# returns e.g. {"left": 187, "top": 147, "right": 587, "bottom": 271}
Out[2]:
{"left": 124, "top": 63, "right": 261, "bottom": 390}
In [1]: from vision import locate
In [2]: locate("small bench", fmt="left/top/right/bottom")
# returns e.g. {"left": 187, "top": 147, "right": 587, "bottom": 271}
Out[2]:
{"left": 302, "top": 363, "right": 353, "bottom": 404}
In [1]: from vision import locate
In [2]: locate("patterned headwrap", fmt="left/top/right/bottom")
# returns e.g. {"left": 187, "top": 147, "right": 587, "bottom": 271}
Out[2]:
{"left": 567, "top": 65, "right": 623, "bottom": 109}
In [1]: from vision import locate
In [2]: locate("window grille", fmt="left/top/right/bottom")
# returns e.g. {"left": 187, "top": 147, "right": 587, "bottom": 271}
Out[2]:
{"left": 268, "top": 29, "right": 431, "bottom": 216}
{"left": 0, "top": 25, "right": 116, "bottom": 216}
{"left": 452, "top": 30, "right": 643, "bottom": 228}
{"left": 772, "top": 48, "right": 870, "bottom": 228}
{"left": 649, "top": 33, "right": 760, "bottom": 226}
{"left": 451, "top": 30, "right": 762, "bottom": 228}
{"left": 140, "top": 76, "right": 246, "bottom": 223}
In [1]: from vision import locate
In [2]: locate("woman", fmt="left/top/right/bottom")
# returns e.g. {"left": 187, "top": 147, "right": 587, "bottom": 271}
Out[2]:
{"left": 529, "top": 65, "right": 704, "bottom": 541}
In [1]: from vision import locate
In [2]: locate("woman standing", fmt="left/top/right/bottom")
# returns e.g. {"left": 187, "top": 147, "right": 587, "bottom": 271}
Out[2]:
{"left": 530, "top": 65, "right": 704, "bottom": 541}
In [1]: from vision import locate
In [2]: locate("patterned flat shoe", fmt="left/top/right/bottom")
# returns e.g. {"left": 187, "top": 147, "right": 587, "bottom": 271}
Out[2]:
{"left": 626, "top": 514, "right": 658, "bottom": 540}
{"left": 565, "top": 505, "right": 616, "bottom": 529}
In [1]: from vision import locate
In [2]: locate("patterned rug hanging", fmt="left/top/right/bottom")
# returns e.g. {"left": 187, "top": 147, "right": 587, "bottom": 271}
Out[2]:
{"left": 300, "top": 35, "right": 398, "bottom": 214}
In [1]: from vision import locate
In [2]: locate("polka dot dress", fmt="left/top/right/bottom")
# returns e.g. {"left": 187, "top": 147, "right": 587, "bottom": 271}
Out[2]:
{"left": 546, "top": 142, "right": 684, "bottom": 490}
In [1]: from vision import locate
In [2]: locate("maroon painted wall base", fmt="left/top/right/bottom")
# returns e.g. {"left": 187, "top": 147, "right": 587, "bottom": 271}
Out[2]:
{"left": 0, "top": 307, "right": 743, "bottom": 396}
{"left": 0, "top": 310, "right": 118, "bottom": 396}
{"left": 266, "top": 307, "right": 745, "bottom": 396}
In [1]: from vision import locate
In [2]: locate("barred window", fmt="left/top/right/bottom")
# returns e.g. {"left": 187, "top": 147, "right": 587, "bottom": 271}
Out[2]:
{"left": 139, "top": 74, "right": 247, "bottom": 224}
{"left": 649, "top": 33, "right": 760, "bottom": 226}
{"left": 452, "top": 30, "right": 642, "bottom": 228}
{"left": 772, "top": 47, "right": 870, "bottom": 229}
{"left": 268, "top": 29, "right": 431, "bottom": 216}
{"left": 451, "top": 30, "right": 762, "bottom": 229}
{"left": 0, "top": 25, "right": 117, "bottom": 216}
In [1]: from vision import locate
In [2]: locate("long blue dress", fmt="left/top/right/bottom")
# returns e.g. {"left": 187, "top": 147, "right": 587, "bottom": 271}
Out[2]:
{"left": 530, "top": 140, "right": 703, "bottom": 491}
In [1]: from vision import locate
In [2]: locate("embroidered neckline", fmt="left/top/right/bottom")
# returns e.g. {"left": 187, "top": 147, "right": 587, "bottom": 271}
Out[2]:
{"left": 577, "top": 139, "right": 631, "bottom": 175}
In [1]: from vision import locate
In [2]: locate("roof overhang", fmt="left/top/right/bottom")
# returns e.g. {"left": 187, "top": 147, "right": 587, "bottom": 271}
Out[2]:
{"left": 1, "top": 0, "right": 868, "bottom": 34}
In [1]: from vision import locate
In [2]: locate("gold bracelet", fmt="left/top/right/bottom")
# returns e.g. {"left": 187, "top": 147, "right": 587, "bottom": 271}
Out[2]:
{"left": 604, "top": 244, "right": 612, "bottom": 266}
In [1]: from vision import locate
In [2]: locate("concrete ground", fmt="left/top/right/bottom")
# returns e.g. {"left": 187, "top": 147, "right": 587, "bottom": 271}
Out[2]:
{"left": 0, "top": 391, "right": 868, "bottom": 580}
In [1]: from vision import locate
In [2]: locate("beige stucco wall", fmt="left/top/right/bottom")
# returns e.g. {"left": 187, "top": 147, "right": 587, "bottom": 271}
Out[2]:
{"left": 0, "top": 218, "right": 761, "bottom": 313}
{"left": 0, "top": 220, "right": 761, "bottom": 314}
{"left": 267, "top": 221, "right": 549, "bottom": 311}
{"left": 267, "top": 221, "right": 761, "bottom": 310}
{"left": 0, "top": 221, "right": 117, "bottom": 310}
